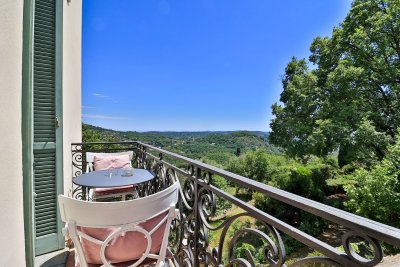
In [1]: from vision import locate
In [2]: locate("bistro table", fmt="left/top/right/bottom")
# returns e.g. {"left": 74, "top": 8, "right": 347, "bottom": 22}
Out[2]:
{"left": 73, "top": 168, "right": 155, "bottom": 201}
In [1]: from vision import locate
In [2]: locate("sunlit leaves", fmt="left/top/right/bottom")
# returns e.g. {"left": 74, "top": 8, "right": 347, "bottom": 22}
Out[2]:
{"left": 270, "top": 0, "right": 400, "bottom": 167}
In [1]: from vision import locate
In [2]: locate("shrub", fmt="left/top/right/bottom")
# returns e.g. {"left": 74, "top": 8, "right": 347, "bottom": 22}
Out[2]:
{"left": 344, "top": 133, "right": 400, "bottom": 228}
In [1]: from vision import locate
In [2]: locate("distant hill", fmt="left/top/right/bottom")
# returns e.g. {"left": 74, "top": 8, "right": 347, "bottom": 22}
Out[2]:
{"left": 83, "top": 124, "right": 278, "bottom": 165}
{"left": 146, "top": 131, "right": 269, "bottom": 139}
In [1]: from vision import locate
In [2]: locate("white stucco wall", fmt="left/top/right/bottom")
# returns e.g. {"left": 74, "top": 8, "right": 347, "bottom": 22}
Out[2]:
{"left": 0, "top": 0, "right": 26, "bottom": 266}
{"left": 62, "top": 0, "right": 82, "bottom": 196}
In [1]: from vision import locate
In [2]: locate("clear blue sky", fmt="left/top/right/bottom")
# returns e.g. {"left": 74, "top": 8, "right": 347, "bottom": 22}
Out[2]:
{"left": 82, "top": 0, "right": 351, "bottom": 132}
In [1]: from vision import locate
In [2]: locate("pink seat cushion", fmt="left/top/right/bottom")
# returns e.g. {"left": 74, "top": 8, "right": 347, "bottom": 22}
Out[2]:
{"left": 93, "top": 154, "right": 131, "bottom": 171}
{"left": 78, "top": 211, "right": 168, "bottom": 265}
{"left": 83, "top": 251, "right": 173, "bottom": 267}
{"left": 94, "top": 185, "right": 134, "bottom": 196}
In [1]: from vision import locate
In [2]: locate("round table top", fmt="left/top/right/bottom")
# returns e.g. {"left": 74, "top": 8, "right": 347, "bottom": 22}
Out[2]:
{"left": 73, "top": 168, "right": 155, "bottom": 188}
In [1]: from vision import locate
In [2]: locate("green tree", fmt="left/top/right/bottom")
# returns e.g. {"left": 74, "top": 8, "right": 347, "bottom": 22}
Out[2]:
{"left": 82, "top": 124, "right": 122, "bottom": 151}
{"left": 82, "top": 124, "right": 104, "bottom": 142}
{"left": 345, "top": 132, "right": 400, "bottom": 228}
{"left": 227, "top": 149, "right": 288, "bottom": 185}
{"left": 270, "top": 0, "right": 400, "bottom": 166}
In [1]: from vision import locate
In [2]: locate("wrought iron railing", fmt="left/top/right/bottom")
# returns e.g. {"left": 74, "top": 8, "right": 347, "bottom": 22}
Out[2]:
{"left": 71, "top": 141, "right": 400, "bottom": 267}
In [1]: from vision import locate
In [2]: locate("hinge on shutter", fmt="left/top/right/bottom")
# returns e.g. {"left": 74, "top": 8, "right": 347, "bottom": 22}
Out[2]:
{"left": 55, "top": 116, "right": 60, "bottom": 128}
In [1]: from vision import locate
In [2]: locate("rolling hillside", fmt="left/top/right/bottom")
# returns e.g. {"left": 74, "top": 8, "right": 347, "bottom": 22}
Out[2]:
{"left": 83, "top": 124, "right": 278, "bottom": 165}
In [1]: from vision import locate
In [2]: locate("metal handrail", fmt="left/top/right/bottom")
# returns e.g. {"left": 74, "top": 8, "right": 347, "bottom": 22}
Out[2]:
{"left": 135, "top": 142, "right": 400, "bottom": 247}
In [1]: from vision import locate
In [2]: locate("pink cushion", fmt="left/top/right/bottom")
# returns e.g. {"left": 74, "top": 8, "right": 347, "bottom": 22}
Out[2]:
{"left": 93, "top": 154, "right": 131, "bottom": 171}
{"left": 94, "top": 185, "right": 134, "bottom": 195}
{"left": 84, "top": 258, "right": 158, "bottom": 267}
{"left": 77, "top": 212, "right": 168, "bottom": 265}
{"left": 82, "top": 250, "right": 173, "bottom": 267}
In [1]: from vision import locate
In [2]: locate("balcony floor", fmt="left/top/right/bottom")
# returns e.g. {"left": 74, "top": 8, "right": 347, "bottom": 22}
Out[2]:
{"left": 35, "top": 249, "right": 69, "bottom": 267}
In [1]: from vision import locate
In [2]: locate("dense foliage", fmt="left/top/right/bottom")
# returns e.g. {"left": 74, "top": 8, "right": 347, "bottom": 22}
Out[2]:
{"left": 228, "top": 150, "right": 335, "bottom": 253}
{"left": 82, "top": 124, "right": 107, "bottom": 142}
{"left": 270, "top": 0, "right": 400, "bottom": 167}
{"left": 345, "top": 133, "right": 400, "bottom": 228}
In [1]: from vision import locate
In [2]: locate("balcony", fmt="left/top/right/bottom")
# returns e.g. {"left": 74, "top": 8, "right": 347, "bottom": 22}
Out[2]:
{"left": 69, "top": 141, "right": 400, "bottom": 267}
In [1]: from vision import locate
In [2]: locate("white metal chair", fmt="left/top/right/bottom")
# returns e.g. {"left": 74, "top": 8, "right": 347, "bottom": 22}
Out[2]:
{"left": 86, "top": 151, "right": 136, "bottom": 201}
{"left": 59, "top": 181, "right": 180, "bottom": 267}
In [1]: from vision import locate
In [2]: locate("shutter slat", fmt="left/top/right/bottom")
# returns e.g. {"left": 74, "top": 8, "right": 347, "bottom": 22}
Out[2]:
{"left": 35, "top": 198, "right": 56, "bottom": 206}
{"left": 34, "top": 82, "right": 55, "bottom": 88}
{"left": 35, "top": 211, "right": 57, "bottom": 221}
{"left": 35, "top": 14, "right": 56, "bottom": 25}
{"left": 34, "top": 60, "right": 56, "bottom": 68}
{"left": 34, "top": 126, "right": 56, "bottom": 131}
{"left": 35, "top": 50, "right": 55, "bottom": 57}
{"left": 34, "top": 98, "right": 54, "bottom": 103}
{"left": 34, "top": 42, "right": 57, "bottom": 52}
{"left": 34, "top": 62, "right": 56, "bottom": 70}
{"left": 33, "top": 25, "right": 56, "bottom": 36}
{"left": 36, "top": 226, "right": 57, "bottom": 236}
{"left": 35, "top": 53, "right": 55, "bottom": 61}
{"left": 36, "top": 189, "right": 56, "bottom": 195}
{"left": 35, "top": 181, "right": 56, "bottom": 187}
{"left": 34, "top": 20, "right": 56, "bottom": 31}
{"left": 34, "top": 45, "right": 55, "bottom": 52}
{"left": 33, "top": 89, "right": 55, "bottom": 94}
{"left": 35, "top": 207, "right": 56, "bottom": 215}
{"left": 35, "top": 167, "right": 55, "bottom": 172}
{"left": 35, "top": 185, "right": 56, "bottom": 192}
{"left": 34, "top": 35, "right": 55, "bottom": 45}
{"left": 33, "top": 102, "right": 55, "bottom": 107}
{"left": 36, "top": 2, "right": 56, "bottom": 12}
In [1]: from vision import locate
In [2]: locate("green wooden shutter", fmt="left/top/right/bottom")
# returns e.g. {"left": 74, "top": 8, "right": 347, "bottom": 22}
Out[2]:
{"left": 33, "top": 0, "right": 64, "bottom": 256}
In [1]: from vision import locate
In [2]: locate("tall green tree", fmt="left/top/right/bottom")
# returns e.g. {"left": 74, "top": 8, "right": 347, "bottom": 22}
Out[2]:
{"left": 270, "top": 0, "right": 400, "bottom": 166}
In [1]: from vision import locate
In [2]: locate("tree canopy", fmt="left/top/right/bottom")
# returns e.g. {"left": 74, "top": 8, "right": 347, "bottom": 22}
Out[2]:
{"left": 270, "top": 0, "right": 400, "bottom": 167}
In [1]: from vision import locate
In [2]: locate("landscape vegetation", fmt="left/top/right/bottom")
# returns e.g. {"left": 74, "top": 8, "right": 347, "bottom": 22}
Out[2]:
{"left": 83, "top": 0, "right": 400, "bottom": 263}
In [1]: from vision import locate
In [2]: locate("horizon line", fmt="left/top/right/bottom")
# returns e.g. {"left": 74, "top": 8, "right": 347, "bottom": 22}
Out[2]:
{"left": 83, "top": 123, "right": 270, "bottom": 133}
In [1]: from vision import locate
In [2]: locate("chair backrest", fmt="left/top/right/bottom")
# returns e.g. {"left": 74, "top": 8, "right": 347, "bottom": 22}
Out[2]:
{"left": 58, "top": 181, "right": 180, "bottom": 267}
{"left": 85, "top": 151, "right": 134, "bottom": 172}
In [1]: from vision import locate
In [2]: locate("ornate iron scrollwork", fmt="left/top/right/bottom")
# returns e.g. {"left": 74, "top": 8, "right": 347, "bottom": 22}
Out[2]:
{"left": 174, "top": 248, "right": 194, "bottom": 267}
{"left": 72, "top": 185, "right": 83, "bottom": 200}
{"left": 71, "top": 144, "right": 84, "bottom": 199}
{"left": 341, "top": 231, "right": 383, "bottom": 267}
{"left": 71, "top": 144, "right": 83, "bottom": 177}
